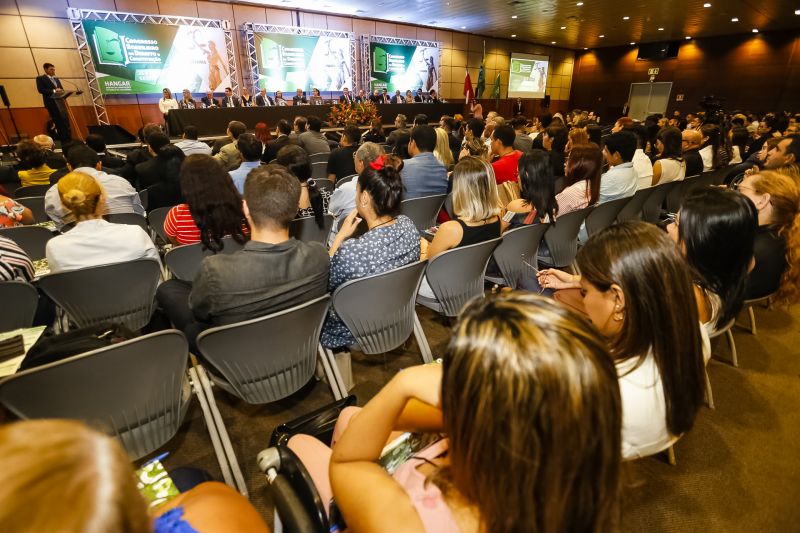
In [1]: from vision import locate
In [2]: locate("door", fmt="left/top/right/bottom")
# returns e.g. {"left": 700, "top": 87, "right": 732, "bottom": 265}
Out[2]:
{"left": 627, "top": 82, "right": 672, "bottom": 121}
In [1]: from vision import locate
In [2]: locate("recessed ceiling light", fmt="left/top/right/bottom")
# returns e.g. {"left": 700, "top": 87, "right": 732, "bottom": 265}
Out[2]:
{"left": 752, "top": 28, "right": 759, "bottom": 32}
{"left": 560, "top": 26, "right": 567, "bottom": 29}
{"left": 703, "top": 2, "right": 711, "bottom": 7}
{"left": 658, "top": 27, "right": 664, "bottom": 31}
{"left": 583, "top": 47, "right": 588, "bottom": 50}
{"left": 796, "top": 9, "right": 800, "bottom": 15}
{"left": 576, "top": 2, "right": 583, "bottom": 5}
{"left": 630, "top": 41, "right": 635, "bottom": 45}
{"left": 511, "top": 15, "right": 517, "bottom": 19}
{"left": 731, "top": 17, "right": 739, "bottom": 22}
{"left": 511, "top": 34, "right": 517, "bottom": 37}
{"left": 685, "top": 36, "right": 692, "bottom": 39}
{"left": 551, "top": 41, "right": 556, "bottom": 44}
{"left": 623, "top": 16, "right": 630, "bottom": 20}
{"left": 599, "top": 34, "right": 605, "bottom": 38}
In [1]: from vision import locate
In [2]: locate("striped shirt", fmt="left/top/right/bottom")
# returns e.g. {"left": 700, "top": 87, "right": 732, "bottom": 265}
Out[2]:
{"left": 556, "top": 180, "right": 591, "bottom": 215}
{"left": 164, "top": 204, "right": 202, "bottom": 246}
{"left": 0, "top": 235, "right": 34, "bottom": 281}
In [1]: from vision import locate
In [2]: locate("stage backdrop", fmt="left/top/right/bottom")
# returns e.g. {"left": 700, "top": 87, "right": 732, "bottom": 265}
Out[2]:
{"left": 81, "top": 19, "right": 230, "bottom": 95}
{"left": 253, "top": 32, "right": 353, "bottom": 92}
{"left": 368, "top": 41, "right": 440, "bottom": 93}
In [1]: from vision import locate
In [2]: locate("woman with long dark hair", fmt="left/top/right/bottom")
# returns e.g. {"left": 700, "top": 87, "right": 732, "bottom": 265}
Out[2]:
{"left": 539, "top": 221, "right": 708, "bottom": 459}
{"left": 503, "top": 149, "right": 557, "bottom": 229}
{"left": 555, "top": 143, "right": 602, "bottom": 215}
{"left": 651, "top": 126, "right": 686, "bottom": 186}
{"left": 728, "top": 126, "right": 749, "bottom": 165}
{"left": 163, "top": 154, "right": 248, "bottom": 250}
{"left": 361, "top": 119, "right": 386, "bottom": 144}
{"left": 275, "top": 144, "right": 331, "bottom": 229}
{"left": 699, "top": 123, "right": 726, "bottom": 170}
{"left": 667, "top": 186, "right": 758, "bottom": 333}
{"left": 291, "top": 293, "right": 622, "bottom": 532}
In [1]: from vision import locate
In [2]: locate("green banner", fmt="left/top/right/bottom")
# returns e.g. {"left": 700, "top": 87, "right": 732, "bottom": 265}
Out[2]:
{"left": 369, "top": 42, "right": 439, "bottom": 94}
{"left": 254, "top": 33, "right": 352, "bottom": 92}
{"left": 82, "top": 20, "right": 229, "bottom": 95}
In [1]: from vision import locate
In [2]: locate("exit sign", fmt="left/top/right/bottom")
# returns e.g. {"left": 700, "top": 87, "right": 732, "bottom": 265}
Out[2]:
{"left": 648, "top": 68, "right": 660, "bottom": 75}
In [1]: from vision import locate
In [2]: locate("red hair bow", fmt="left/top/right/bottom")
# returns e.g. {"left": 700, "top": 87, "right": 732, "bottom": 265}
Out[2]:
{"left": 369, "top": 155, "right": 386, "bottom": 171}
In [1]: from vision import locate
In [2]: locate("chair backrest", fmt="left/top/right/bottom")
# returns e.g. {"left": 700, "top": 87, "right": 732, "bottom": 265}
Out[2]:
{"left": 38, "top": 258, "right": 161, "bottom": 330}
{"left": 543, "top": 206, "right": 593, "bottom": 268}
{"left": 15, "top": 196, "right": 47, "bottom": 223}
{"left": 425, "top": 237, "right": 502, "bottom": 316}
{"left": 289, "top": 215, "right": 334, "bottom": 245}
{"left": 641, "top": 181, "right": 679, "bottom": 223}
{"left": 616, "top": 187, "right": 653, "bottom": 222}
{"left": 0, "top": 225, "right": 54, "bottom": 260}
{"left": 138, "top": 188, "right": 149, "bottom": 211}
{"left": 313, "top": 178, "right": 334, "bottom": 196}
{"left": 147, "top": 206, "right": 173, "bottom": 244}
{"left": 196, "top": 295, "right": 330, "bottom": 404}
{"left": 332, "top": 261, "right": 427, "bottom": 354}
{"left": 310, "top": 161, "right": 328, "bottom": 181}
{"left": 335, "top": 174, "right": 357, "bottom": 189}
{"left": 308, "top": 152, "right": 329, "bottom": 165}
{"left": 164, "top": 237, "right": 245, "bottom": 282}
{"left": 0, "top": 330, "right": 190, "bottom": 460}
{"left": 492, "top": 223, "right": 549, "bottom": 289}
{"left": 258, "top": 446, "right": 328, "bottom": 533}
{"left": 0, "top": 281, "right": 38, "bottom": 331}
{"left": 400, "top": 194, "right": 447, "bottom": 232}
{"left": 105, "top": 213, "right": 148, "bottom": 232}
{"left": 585, "top": 197, "right": 629, "bottom": 237}
{"left": 13, "top": 184, "right": 50, "bottom": 198}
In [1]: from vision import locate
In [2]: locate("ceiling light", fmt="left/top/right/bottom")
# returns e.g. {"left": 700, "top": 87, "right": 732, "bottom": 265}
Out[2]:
{"left": 658, "top": 27, "right": 664, "bottom": 31}
{"left": 599, "top": 34, "right": 605, "bottom": 38}
{"left": 551, "top": 41, "right": 556, "bottom": 44}
{"left": 630, "top": 41, "right": 635, "bottom": 45}
{"left": 576, "top": 2, "right": 583, "bottom": 5}
{"left": 560, "top": 26, "right": 567, "bottom": 29}
{"left": 752, "top": 28, "right": 759, "bottom": 32}
{"left": 703, "top": 2, "right": 711, "bottom": 7}
{"left": 731, "top": 17, "right": 739, "bottom": 22}
{"left": 511, "top": 34, "right": 517, "bottom": 37}
{"left": 796, "top": 9, "right": 800, "bottom": 15}
{"left": 685, "top": 36, "right": 692, "bottom": 39}
{"left": 511, "top": 15, "right": 517, "bottom": 19}
{"left": 583, "top": 47, "right": 588, "bottom": 50}
{"left": 623, "top": 16, "right": 630, "bottom": 20}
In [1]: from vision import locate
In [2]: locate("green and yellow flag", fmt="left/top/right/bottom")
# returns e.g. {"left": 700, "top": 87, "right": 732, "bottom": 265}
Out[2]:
{"left": 475, "top": 41, "right": 486, "bottom": 98}
{"left": 490, "top": 72, "right": 501, "bottom": 101}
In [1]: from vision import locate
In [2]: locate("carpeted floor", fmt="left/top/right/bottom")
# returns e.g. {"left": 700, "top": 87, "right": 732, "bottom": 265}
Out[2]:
{"left": 164, "top": 302, "right": 800, "bottom": 532}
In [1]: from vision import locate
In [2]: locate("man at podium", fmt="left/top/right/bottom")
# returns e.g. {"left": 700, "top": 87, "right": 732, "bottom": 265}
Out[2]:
{"left": 35, "top": 62, "right": 71, "bottom": 142}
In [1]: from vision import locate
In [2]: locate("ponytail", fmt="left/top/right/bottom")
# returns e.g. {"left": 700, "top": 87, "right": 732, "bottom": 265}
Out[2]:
{"left": 307, "top": 179, "right": 325, "bottom": 229}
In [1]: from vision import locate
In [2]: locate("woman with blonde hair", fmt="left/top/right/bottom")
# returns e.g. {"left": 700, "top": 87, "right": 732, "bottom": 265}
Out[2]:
{"left": 737, "top": 170, "right": 800, "bottom": 301}
{"left": 565, "top": 127, "right": 589, "bottom": 153}
{"left": 433, "top": 127, "right": 454, "bottom": 168}
{"left": 0, "top": 419, "right": 270, "bottom": 532}
{"left": 291, "top": 293, "right": 622, "bottom": 532}
{"left": 45, "top": 171, "right": 159, "bottom": 273}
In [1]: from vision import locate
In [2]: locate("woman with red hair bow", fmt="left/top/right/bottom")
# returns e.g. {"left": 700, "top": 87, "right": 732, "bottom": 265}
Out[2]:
{"left": 321, "top": 154, "right": 421, "bottom": 349}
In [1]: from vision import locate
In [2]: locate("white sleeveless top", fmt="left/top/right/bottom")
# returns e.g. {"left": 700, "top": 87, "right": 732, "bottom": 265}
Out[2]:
{"left": 655, "top": 158, "right": 686, "bottom": 184}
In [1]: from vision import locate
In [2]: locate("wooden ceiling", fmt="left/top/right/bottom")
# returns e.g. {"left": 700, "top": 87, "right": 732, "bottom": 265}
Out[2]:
{"left": 233, "top": 0, "right": 800, "bottom": 49}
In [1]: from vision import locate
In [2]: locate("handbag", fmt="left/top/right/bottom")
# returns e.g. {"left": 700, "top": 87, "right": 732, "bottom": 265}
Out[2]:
{"left": 269, "top": 395, "right": 357, "bottom": 447}
{"left": 19, "top": 323, "right": 137, "bottom": 371}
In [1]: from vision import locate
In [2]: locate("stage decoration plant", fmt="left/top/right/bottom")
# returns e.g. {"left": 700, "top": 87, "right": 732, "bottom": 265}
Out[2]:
{"left": 328, "top": 102, "right": 381, "bottom": 127}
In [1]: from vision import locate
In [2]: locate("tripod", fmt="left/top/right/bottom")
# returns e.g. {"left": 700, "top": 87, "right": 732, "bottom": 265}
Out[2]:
{"left": 0, "top": 84, "right": 22, "bottom": 145}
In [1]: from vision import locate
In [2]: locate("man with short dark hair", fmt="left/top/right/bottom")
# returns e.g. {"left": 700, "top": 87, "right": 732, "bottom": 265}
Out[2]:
{"left": 262, "top": 119, "right": 298, "bottom": 163}
{"left": 327, "top": 125, "right": 360, "bottom": 182}
{"left": 85, "top": 133, "right": 125, "bottom": 171}
{"left": 387, "top": 114, "right": 409, "bottom": 148}
{"left": 490, "top": 125, "right": 523, "bottom": 184}
{"left": 438, "top": 115, "right": 461, "bottom": 162}
{"left": 35, "top": 62, "right": 70, "bottom": 141}
{"left": 298, "top": 116, "right": 330, "bottom": 155}
{"left": 175, "top": 125, "right": 212, "bottom": 156}
{"left": 134, "top": 132, "right": 172, "bottom": 189}
{"left": 414, "top": 88, "right": 425, "bottom": 103}
{"left": 391, "top": 90, "right": 403, "bottom": 104}
{"left": 511, "top": 116, "right": 533, "bottom": 152}
{"left": 764, "top": 135, "right": 799, "bottom": 170}
{"left": 413, "top": 114, "right": 428, "bottom": 127}
{"left": 354, "top": 89, "right": 367, "bottom": 103}
{"left": 599, "top": 130, "right": 638, "bottom": 203}
{"left": 221, "top": 87, "right": 240, "bottom": 108}
{"left": 214, "top": 120, "right": 247, "bottom": 170}
{"left": 44, "top": 144, "right": 144, "bottom": 229}
{"left": 230, "top": 133, "right": 263, "bottom": 194}
{"left": 339, "top": 87, "right": 353, "bottom": 105}
{"left": 156, "top": 164, "right": 330, "bottom": 348}
{"left": 428, "top": 89, "right": 440, "bottom": 103}
{"left": 400, "top": 125, "right": 448, "bottom": 199}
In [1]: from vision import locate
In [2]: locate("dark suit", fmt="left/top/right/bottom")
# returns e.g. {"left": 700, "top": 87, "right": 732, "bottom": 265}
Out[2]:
{"left": 414, "top": 94, "right": 424, "bottom": 102}
{"left": 221, "top": 95, "right": 240, "bottom": 108}
{"left": 380, "top": 93, "right": 391, "bottom": 104}
{"left": 447, "top": 132, "right": 461, "bottom": 162}
{"left": 339, "top": 93, "right": 354, "bottom": 105}
{"left": 391, "top": 95, "right": 404, "bottom": 104}
{"left": 513, "top": 102, "right": 524, "bottom": 115}
{"left": 354, "top": 96, "right": 367, "bottom": 103}
{"left": 255, "top": 94, "right": 274, "bottom": 107}
{"left": 262, "top": 135, "right": 299, "bottom": 163}
{"left": 36, "top": 74, "right": 70, "bottom": 141}
{"left": 293, "top": 95, "right": 308, "bottom": 105}
{"left": 369, "top": 94, "right": 381, "bottom": 104}
{"left": 201, "top": 96, "right": 220, "bottom": 108}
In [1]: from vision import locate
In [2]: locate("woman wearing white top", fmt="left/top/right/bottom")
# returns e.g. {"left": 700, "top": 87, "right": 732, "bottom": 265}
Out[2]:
{"left": 537, "top": 222, "right": 708, "bottom": 459}
{"left": 651, "top": 127, "right": 686, "bottom": 186}
{"left": 158, "top": 88, "right": 179, "bottom": 115}
{"left": 45, "top": 172, "right": 160, "bottom": 273}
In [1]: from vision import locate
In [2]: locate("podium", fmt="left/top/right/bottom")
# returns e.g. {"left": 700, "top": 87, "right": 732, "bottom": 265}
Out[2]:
{"left": 51, "top": 90, "right": 83, "bottom": 141}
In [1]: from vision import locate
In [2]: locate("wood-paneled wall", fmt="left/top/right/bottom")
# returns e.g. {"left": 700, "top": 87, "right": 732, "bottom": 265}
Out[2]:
{"left": 0, "top": 0, "right": 573, "bottom": 140}
{"left": 570, "top": 30, "right": 800, "bottom": 122}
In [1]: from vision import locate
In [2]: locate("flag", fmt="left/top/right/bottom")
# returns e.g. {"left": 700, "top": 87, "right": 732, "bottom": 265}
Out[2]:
{"left": 490, "top": 72, "right": 501, "bottom": 101}
{"left": 475, "top": 41, "right": 486, "bottom": 98}
{"left": 463, "top": 71, "right": 474, "bottom": 103}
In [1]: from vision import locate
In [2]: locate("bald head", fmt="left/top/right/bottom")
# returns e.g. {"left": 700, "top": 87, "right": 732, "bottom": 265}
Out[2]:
{"left": 33, "top": 135, "right": 54, "bottom": 150}
{"left": 682, "top": 129, "right": 702, "bottom": 150}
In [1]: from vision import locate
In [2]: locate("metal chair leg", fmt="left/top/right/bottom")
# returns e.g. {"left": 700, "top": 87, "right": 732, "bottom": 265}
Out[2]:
{"left": 413, "top": 312, "right": 434, "bottom": 364}
{"left": 748, "top": 305, "right": 757, "bottom": 336}
{"left": 727, "top": 329, "right": 739, "bottom": 368}
{"left": 317, "top": 345, "right": 346, "bottom": 400}
{"left": 704, "top": 368, "right": 715, "bottom": 410}
{"left": 667, "top": 445, "right": 677, "bottom": 466}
